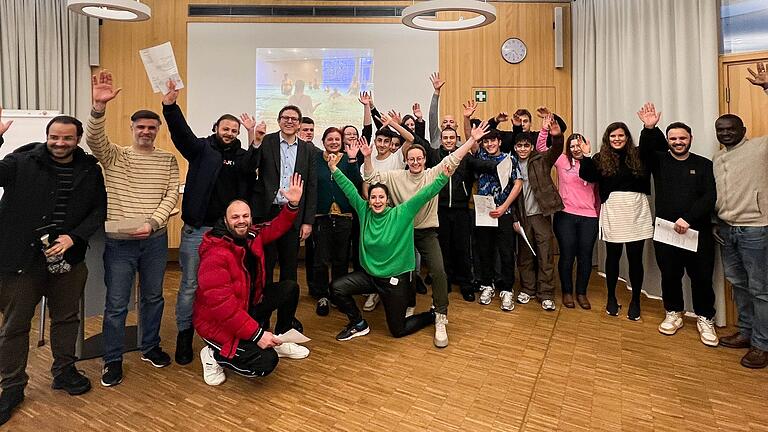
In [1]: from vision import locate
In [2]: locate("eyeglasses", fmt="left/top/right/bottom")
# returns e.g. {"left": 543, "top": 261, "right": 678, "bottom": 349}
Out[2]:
{"left": 280, "top": 116, "right": 300, "bottom": 123}
{"left": 407, "top": 157, "right": 425, "bottom": 163}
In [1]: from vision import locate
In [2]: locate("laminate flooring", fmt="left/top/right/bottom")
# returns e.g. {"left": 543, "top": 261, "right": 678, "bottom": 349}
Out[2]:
{"left": 6, "top": 263, "right": 768, "bottom": 431}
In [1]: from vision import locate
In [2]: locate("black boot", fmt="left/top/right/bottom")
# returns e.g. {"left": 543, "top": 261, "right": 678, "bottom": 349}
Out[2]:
{"left": 51, "top": 365, "right": 91, "bottom": 395}
{"left": 460, "top": 285, "right": 476, "bottom": 302}
{"left": 175, "top": 328, "right": 194, "bottom": 365}
{"left": 0, "top": 386, "right": 24, "bottom": 426}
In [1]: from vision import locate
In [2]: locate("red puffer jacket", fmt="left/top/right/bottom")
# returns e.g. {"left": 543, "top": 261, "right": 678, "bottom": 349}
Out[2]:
{"left": 193, "top": 206, "right": 297, "bottom": 358}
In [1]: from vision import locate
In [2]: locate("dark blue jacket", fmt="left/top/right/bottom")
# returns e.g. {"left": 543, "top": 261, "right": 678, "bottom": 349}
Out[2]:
{"left": 162, "top": 103, "right": 258, "bottom": 228}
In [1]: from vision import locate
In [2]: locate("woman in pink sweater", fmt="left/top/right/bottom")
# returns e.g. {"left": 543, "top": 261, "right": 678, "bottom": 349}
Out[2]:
{"left": 537, "top": 126, "right": 599, "bottom": 309}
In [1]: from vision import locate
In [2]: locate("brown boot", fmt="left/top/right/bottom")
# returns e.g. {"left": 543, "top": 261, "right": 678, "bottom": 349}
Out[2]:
{"left": 720, "top": 332, "right": 751, "bottom": 349}
{"left": 576, "top": 294, "right": 591, "bottom": 310}
{"left": 562, "top": 293, "right": 575, "bottom": 308}
{"left": 741, "top": 347, "right": 768, "bottom": 369}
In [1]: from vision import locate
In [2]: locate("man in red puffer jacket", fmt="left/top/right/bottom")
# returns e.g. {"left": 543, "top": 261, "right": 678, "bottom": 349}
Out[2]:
{"left": 193, "top": 174, "right": 309, "bottom": 386}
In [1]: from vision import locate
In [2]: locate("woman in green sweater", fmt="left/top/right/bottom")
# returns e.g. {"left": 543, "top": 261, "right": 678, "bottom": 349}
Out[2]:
{"left": 328, "top": 140, "right": 452, "bottom": 341}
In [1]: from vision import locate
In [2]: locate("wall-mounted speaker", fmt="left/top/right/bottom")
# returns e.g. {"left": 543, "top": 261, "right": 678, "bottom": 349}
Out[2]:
{"left": 554, "top": 6, "right": 563, "bottom": 68}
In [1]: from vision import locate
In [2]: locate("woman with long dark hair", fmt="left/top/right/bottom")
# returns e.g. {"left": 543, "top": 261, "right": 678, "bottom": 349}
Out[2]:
{"left": 579, "top": 122, "right": 652, "bottom": 320}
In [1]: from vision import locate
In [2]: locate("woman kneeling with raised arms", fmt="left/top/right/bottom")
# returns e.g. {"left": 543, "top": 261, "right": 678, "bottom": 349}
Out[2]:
{"left": 328, "top": 138, "right": 454, "bottom": 341}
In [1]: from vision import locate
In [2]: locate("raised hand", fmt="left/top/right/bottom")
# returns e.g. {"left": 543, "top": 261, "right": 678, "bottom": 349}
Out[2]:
{"left": 442, "top": 164, "right": 454, "bottom": 177}
{"left": 430, "top": 72, "right": 445, "bottom": 93}
{"left": 358, "top": 136, "right": 372, "bottom": 158}
{"left": 463, "top": 100, "right": 477, "bottom": 118}
{"left": 747, "top": 62, "right": 768, "bottom": 89}
{"left": 327, "top": 152, "right": 342, "bottom": 172}
{"left": 91, "top": 69, "right": 122, "bottom": 111}
{"left": 512, "top": 112, "right": 522, "bottom": 126}
{"left": 387, "top": 110, "right": 402, "bottom": 125}
{"left": 162, "top": 79, "right": 180, "bottom": 106}
{"left": 358, "top": 91, "right": 372, "bottom": 106}
{"left": 412, "top": 103, "right": 423, "bottom": 120}
{"left": 240, "top": 113, "right": 256, "bottom": 131}
{"left": 345, "top": 139, "right": 360, "bottom": 159}
{"left": 495, "top": 112, "right": 510, "bottom": 123}
{"left": 470, "top": 120, "right": 490, "bottom": 142}
{"left": 0, "top": 106, "right": 13, "bottom": 135}
{"left": 636, "top": 102, "right": 661, "bottom": 129}
{"left": 535, "top": 106, "right": 552, "bottom": 119}
{"left": 377, "top": 113, "right": 393, "bottom": 128}
{"left": 541, "top": 115, "right": 553, "bottom": 131}
{"left": 254, "top": 121, "right": 267, "bottom": 141}
{"left": 279, "top": 173, "right": 304, "bottom": 205}
{"left": 579, "top": 137, "right": 591, "bottom": 155}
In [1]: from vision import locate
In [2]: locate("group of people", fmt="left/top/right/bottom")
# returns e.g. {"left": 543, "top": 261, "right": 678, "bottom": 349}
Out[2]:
{"left": 0, "top": 63, "right": 767, "bottom": 426}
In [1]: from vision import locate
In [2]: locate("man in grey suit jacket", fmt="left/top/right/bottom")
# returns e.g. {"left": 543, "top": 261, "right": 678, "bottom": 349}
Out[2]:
{"left": 252, "top": 105, "right": 318, "bottom": 322}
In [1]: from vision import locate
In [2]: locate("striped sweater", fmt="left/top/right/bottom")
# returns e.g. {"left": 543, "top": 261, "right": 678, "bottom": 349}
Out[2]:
{"left": 86, "top": 112, "right": 179, "bottom": 236}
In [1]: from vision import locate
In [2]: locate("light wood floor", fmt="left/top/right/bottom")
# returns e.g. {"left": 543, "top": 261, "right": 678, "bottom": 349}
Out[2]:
{"left": 7, "top": 263, "right": 768, "bottom": 431}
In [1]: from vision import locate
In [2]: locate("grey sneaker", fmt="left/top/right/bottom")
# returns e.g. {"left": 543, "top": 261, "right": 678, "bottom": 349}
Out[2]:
{"left": 517, "top": 292, "right": 532, "bottom": 304}
{"left": 500, "top": 291, "right": 515, "bottom": 311}
{"left": 434, "top": 313, "right": 448, "bottom": 348}
{"left": 479, "top": 285, "right": 495, "bottom": 305}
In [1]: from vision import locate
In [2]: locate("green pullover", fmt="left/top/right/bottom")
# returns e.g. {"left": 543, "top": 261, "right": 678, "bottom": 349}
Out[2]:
{"left": 333, "top": 168, "right": 449, "bottom": 278}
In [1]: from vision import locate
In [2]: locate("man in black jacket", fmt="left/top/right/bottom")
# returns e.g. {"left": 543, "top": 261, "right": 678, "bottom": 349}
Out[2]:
{"left": 251, "top": 105, "right": 318, "bottom": 307}
{"left": 161, "top": 81, "right": 260, "bottom": 365}
{"left": 637, "top": 103, "right": 718, "bottom": 347}
{"left": 0, "top": 114, "right": 107, "bottom": 426}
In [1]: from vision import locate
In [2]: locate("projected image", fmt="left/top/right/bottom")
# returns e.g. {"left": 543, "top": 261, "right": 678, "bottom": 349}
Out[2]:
{"left": 256, "top": 48, "right": 373, "bottom": 140}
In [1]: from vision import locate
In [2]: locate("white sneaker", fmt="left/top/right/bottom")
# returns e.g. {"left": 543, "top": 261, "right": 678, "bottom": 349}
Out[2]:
{"left": 405, "top": 306, "right": 415, "bottom": 318}
{"left": 541, "top": 299, "right": 556, "bottom": 311}
{"left": 200, "top": 346, "right": 226, "bottom": 386}
{"left": 517, "top": 292, "right": 532, "bottom": 304}
{"left": 658, "top": 311, "right": 684, "bottom": 335}
{"left": 363, "top": 294, "right": 380, "bottom": 311}
{"left": 500, "top": 291, "right": 515, "bottom": 311}
{"left": 274, "top": 342, "right": 310, "bottom": 359}
{"left": 696, "top": 316, "right": 719, "bottom": 347}
{"left": 434, "top": 313, "right": 448, "bottom": 348}
{"left": 479, "top": 285, "right": 495, "bottom": 305}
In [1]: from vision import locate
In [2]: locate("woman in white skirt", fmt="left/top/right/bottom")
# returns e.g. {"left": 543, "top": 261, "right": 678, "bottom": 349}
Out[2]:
{"left": 579, "top": 122, "right": 652, "bottom": 320}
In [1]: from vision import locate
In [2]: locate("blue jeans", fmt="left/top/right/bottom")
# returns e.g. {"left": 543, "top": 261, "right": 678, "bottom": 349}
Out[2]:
{"left": 720, "top": 225, "right": 768, "bottom": 351}
{"left": 103, "top": 233, "right": 168, "bottom": 363}
{"left": 176, "top": 224, "right": 211, "bottom": 332}
{"left": 553, "top": 212, "right": 598, "bottom": 295}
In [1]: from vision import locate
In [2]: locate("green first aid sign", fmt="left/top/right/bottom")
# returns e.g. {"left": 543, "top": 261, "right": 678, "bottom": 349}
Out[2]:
{"left": 474, "top": 90, "right": 487, "bottom": 102}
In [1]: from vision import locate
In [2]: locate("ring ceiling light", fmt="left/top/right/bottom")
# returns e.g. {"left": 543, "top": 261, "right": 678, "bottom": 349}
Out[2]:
{"left": 402, "top": 0, "right": 496, "bottom": 31}
{"left": 67, "top": 0, "right": 151, "bottom": 22}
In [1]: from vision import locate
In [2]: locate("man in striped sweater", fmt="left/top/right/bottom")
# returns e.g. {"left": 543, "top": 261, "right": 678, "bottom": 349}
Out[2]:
{"left": 86, "top": 70, "right": 180, "bottom": 387}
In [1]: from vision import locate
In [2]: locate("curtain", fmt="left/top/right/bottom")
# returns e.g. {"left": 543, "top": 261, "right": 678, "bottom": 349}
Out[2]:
{"left": 0, "top": 0, "right": 95, "bottom": 120}
{"left": 571, "top": 0, "right": 725, "bottom": 325}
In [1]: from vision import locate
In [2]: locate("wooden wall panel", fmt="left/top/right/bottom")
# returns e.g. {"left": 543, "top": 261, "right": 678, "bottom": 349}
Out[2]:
{"left": 98, "top": 1, "right": 573, "bottom": 249}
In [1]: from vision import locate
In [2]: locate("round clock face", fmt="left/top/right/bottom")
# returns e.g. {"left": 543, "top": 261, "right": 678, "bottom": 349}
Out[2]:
{"left": 501, "top": 38, "right": 527, "bottom": 64}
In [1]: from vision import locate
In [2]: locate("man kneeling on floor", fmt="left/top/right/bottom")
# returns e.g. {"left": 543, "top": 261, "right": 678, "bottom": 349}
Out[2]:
{"left": 192, "top": 174, "right": 309, "bottom": 386}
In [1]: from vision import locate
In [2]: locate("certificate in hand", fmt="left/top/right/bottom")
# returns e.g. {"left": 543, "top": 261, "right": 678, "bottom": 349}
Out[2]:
{"left": 652, "top": 217, "right": 698, "bottom": 252}
{"left": 139, "top": 41, "right": 185, "bottom": 95}
{"left": 473, "top": 195, "right": 498, "bottom": 227}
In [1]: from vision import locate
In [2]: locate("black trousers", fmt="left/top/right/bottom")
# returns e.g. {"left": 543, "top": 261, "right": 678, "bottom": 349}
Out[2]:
{"left": 249, "top": 280, "right": 300, "bottom": 336}
{"left": 311, "top": 215, "right": 353, "bottom": 299}
{"left": 0, "top": 261, "right": 88, "bottom": 390}
{"left": 206, "top": 338, "right": 279, "bottom": 378}
{"left": 553, "top": 212, "right": 598, "bottom": 295}
{"left": 474, "top": 214, "right": 517, "bottom": 291}
{"left": 438, "top": 207, "right": 473, "bottom": 292}
{"left": 331, "top": 271, "right": 434, "bottom": 338}
{"left": 654, "top": 231, "right": 716, "bottom": 318}
{"left": 263, "top": 205, "right": 300, "bottom": 284}
{"left": 605, "top": 240, "right": 645, "bottom": 302}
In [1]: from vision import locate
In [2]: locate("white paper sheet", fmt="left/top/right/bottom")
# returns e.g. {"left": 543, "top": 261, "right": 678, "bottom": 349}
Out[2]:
{"left": 496, "top": 155, "right": 513, "bottom": 191}
{"left": 652, "top": 217, "right": 698, "bottom": 252}
{"left": 139, "top": 42, "right": 185, "bottom": 94}
{"left": 276, "top": 329, "right": 311, "bottom": 344}
{"left": 513, "top": 221, "right": 536, "bottom": 256}
{"left": 474, "top": 195, "right": 498, "bottom": 227}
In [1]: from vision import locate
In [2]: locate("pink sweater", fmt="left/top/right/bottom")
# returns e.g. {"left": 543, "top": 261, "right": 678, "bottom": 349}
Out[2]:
{"left": 537, "top": 128, "right": 599, "bottom": 217}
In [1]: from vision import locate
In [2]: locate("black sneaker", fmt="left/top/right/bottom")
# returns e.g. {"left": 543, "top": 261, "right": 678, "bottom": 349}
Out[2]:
{"left": 335, "top": 320, "right": 370, "bottom": 341}
{"left": 100, "top": 361, "right": 123, "bottom": 387}
{"left": 460, "top": 286, "right": 476, "bottom": 302}
{"left": 291, "top": 318, "right": 304, "bottom": 334}
{"left": 627, "top": 301, "right": 641, "bottom": 321}
{"left": 606, "top": 297, "right": 621, "bottom": 317}
{"left": 316, "top": 297, "right": 330, "bottom": 316}
{"left": 141, "top": 346, "right": 171, "bottom": 368}
{"left": 0, "top": 386, "right": 24, "bottom": 426}
{"left": 175, "top": 328, "right": 194, "bottom": 365}
{"left": 52, "top": 365, "right": 91, "bottom": 395}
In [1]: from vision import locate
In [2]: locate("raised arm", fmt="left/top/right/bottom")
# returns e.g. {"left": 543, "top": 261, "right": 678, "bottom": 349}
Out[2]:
{"left": 87, "top": 70, "right": 123, "bottom": 166}
{"left": 428, "top": 72, "right": 445, "bottom": 145}
{"left": 746, "top": 61, "right": 768, "bottom": 92}
{"left": 413, "top": 103, "right": 427, "bottom": 139}
{"left": 0, "top": 108, "right": 17, "bottom": 186}
{"left": 462, "top": 100, "right": 477, "bottom": 144}
{"left": 401, "top": 169, "right": 450, "bottom": 217}
{"left": 636, "top": 102, "right": 664, "bottom": 170}
{"left": 161, "top": 79, "right": 206, "bottom": 160}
